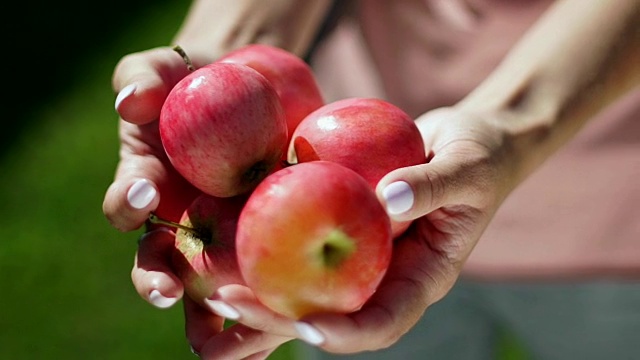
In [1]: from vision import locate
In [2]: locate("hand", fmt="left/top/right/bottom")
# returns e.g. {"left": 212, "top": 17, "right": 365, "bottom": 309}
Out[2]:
{"left": 202, "top": 106, "right": 518, "bottom": 354}
{"left": 103, "top": 47, "right": 518, "bottom": 355}
{"left": 102, "top": 46, "right": 293, "bottom": 358}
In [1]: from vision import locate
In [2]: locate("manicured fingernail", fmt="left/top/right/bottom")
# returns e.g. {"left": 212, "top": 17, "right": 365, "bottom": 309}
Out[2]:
{"left": 127, "top": 179, "right": 157, "bottom": 209}
{"left": 149, "top": 289, "right": 178, "bottom": 309}
{"left": 205, "top": 299, "right": 240, "bottom": 320}
{"left": 190, "top": 345, "right": 201, "bottom": 357}
{"left": 382, "top": 181, "right": 414, "bottom": 215}
{"left": 115, "top": 83, "right": 137, "bottom": 111}
{"left": 295, "top": 322, "right": 325, "bottom": 346}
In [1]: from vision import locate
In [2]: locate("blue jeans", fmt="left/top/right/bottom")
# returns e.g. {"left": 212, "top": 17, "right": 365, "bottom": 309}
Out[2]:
{"left": 295, "top": 279, "right": 640, "bottom": 360}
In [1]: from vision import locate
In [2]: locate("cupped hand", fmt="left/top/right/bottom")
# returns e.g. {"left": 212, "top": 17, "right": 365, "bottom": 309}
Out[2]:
{"left": 104, "top": 46, "right": 202, "bottom": 311}
{"left": 202, "top": 106, "right": 520, "bottom": 355}
{"left": 103, "top": 46, "right": 294, "bottom": 357}
{"left": 203, "top": 206, "right": 496, "bottom": 354}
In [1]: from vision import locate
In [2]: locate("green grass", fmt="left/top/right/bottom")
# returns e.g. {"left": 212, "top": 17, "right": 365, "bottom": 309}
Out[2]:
{"left": 0, "top": 6, "right": 187, "bottom": 360}
{"left": 0, "top": 2, "right": 247, "bottom": 359}
{"left": 0, "top": 1, "right": 297, "bottom": 358}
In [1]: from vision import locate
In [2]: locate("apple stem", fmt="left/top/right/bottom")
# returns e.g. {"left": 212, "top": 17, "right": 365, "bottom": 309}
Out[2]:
{"left": 148, "top": 213, "right": 198, "bottom": 234}
{"left": 321, "top": 229, "right": 356, "bottom": 268}
{"left": 172, "top": 45, "right": 195, "bottom": 72}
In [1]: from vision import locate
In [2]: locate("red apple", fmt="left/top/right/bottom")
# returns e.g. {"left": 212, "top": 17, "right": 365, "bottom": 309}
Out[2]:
{"left": 159, "top": 62, "right": 287, "bottom": 197}
{"left": 219, "top": 44, "right": 325, "bottom": 152}
{"left": 236, "top": 161, "right": 393, "bottom": 319}
{"left": 288, "top": 97, "right": 427, "bottom": 237}
{"left": 150, "top": 194, "right": 247, "bottom": 306}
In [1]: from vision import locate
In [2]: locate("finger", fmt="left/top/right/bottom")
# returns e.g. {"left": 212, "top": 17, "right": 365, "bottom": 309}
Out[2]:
{"left": 102, "top": 121, "right": 161, "bottom": 231}
{"left": 102, "top": 122, "right": 199, "bottom": 232}
{"left": 378, "top": 106, "right": 508, "bottom": 222}
{"left": 131, "top": 228, "right": 184, "bottom": 309}
{"left": 112, "top": 47, "right": 197, "bottom": 124}
{"left": 199, "top": 323, "right": 292, "bottom": 360}
{"left": 376, "top": 148, "right": 497, "bottom": 222}
{"left": 296, "top": 226, "right": 457, "bottom": 354}
{"left": 376, "top": 161, "right": 452, "bottom": 222}
{"left": 206, "top": 284, "right": 299, "bottom": 337}
{"left": 183, "top": 295, "right": 225, "bottom": 354}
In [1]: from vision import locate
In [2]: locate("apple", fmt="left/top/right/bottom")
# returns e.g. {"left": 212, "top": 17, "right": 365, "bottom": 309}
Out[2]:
{"left": 218, "top": 44, "right": 325, "bottom": 152}
{"left": 288, "top": 97, "right": 427, "bottom": 237}
{"left": 150, "top": 194, "right": 247, "bottom": 306}
{"left": 236, "top": 161, "right": 393, "bottom": 319}
{"left": 159, "top": 61, "right": 288, "bottom": 197}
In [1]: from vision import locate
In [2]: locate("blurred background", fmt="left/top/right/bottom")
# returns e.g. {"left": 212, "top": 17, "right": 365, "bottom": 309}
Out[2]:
{"left": 0, "top": 1, "right": 527, "bottom": 359}
{"left": 0, "top": 1, "right": 275, "bottom": 359}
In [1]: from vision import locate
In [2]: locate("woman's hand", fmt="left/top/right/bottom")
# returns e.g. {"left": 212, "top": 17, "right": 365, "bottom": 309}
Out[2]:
{"left": 103, "top": 47, "right": 298, "bottom": 357}
{"left": 196, "top": 106, "right": 518, "bottom": 355}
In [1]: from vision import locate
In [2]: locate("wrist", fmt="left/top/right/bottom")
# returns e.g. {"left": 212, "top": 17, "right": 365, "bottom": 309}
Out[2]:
{"left": 456, "top": 0, "right": 640, "bottom": 187}
{"left": 454, "top": 84, "right": 561, "bottom": 192}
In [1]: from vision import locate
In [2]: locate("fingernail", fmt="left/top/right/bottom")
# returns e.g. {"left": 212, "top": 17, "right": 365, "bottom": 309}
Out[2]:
{"left": 205, "top": 299, "right": 240, "bottom": 320}
{"left": 382, "top": 181, "right": 414, "bottom": 215}
{"left": 115, "top": 83, "right": 137, "bottom": 111}
{"left": 189, "top": 345, "right": 201, "bottom": 357}
{"left": 295, "top": 321, "right": 325, "bottom": 346}
{"left": 127, "top": 179, "right": 157, "bottom": 209}
{"left": 149, "top": 289, "right": 178, "bottom": 309}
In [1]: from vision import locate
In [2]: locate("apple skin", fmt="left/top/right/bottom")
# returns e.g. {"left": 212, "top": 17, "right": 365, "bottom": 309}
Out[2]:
{"left": 218, "top": 44, "right": 325, "bottom": 153}
{"left": 288, "top": 97, "right": 427, "bottom": 237}
{"left": 160, "top": 62, "right": 288, "bottom": 197}
{"left": 171, "top": 193, "right": 247, "bottom": 306}
{"left": 236, "top": 161, "right": 393, "bottom": 319}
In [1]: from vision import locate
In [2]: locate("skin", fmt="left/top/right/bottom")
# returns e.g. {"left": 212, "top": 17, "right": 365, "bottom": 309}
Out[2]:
{"left": 103, "top": 0, "right": 640, "bottom": 358}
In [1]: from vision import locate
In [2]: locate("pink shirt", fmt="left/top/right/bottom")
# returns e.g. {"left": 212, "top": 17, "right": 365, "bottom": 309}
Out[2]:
{"left": 311, "top": 0, "right": 640, "bottom": 279}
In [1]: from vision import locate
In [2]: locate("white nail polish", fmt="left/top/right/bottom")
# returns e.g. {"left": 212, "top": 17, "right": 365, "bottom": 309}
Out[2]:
{"left": 149, "top": 289, "right": 178, "bottom": 309}
{"left": 115, "top": 83, "right": 137, "bottom": 111}
{"left": 205, "top": 299, "right": 240, "bottom": 320}
{"left": 294, "top": 322, "right": 325, "bottom": 346}
{"left": 383, "top": 181, "right": 414, "bottom": 215}
{"left": 127, "top": 179, "right": 157, "bottom": 209}
{"left": 190, "top": 345, "right": 201, "bottom": 357}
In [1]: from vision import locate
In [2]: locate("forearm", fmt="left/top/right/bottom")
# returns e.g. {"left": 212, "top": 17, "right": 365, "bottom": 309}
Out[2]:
{"left": 172, "top": 0, "right": 333, "bottom": 61}
{"left": 459, "top": 0, "right": 640, "bottom": 183}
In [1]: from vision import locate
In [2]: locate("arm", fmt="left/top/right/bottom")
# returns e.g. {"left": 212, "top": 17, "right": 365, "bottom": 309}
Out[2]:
{"left": 457, "top": 0, "right": 640, "bottom": 190}
{"left": 380, "top": 0, "right": 640, "bottom": 223}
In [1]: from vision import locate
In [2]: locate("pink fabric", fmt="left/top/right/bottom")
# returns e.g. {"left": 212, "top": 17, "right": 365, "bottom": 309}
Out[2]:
{"left": 311, "top": 0, "right": 640, "bottom": 279}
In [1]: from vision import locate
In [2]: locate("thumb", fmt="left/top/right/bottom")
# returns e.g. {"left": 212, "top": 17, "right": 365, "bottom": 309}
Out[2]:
{"left": 376, "top": 158, "right": 478, "bottom": 222}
